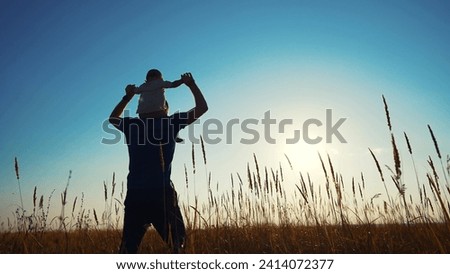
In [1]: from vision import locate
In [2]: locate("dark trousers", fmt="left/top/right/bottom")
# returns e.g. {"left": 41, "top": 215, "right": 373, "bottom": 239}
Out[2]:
{"left": 119, "top": 184, "right": 186, "bottom": 253}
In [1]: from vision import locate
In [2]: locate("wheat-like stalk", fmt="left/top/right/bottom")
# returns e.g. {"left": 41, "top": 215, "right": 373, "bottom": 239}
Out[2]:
{"left": 38, "top": 195, "right": 44, "bottom": 210}
{"left": 382, "top": 95, "right": 392, "bottom": 132}
{"left": 404, "top": 132, "right": 412, "bottom": 155}
{"left": 191, "top": 142, "right": 196, "bottom": 175}
{"left": 14, "top": 157, "right": 24, "bottom": 211}
{"left": 103, "top": 181, "right": 108, "bottom": 202}
{"left": 253, "top": 154, "right": 261, "bottom": 191}
{"left": 447, "top": 155, "right": 450, "bottom": 176}
{"left": 93, "top": 209, "right": 99, "bottom": 226}
{"left": 247, "top": 163, "right": 253, "bottom": 192}
{"left": 33, "top": 186, "right": 37, "bottom": 210}
{"left": 327, "top": 154, "right": 336, "bottom": 183}
{"left": 111, "top": 172, "right": 116, "bottom": 198}
{"left": 318, "top": 153, "right": 331, "bottom": 200}
{"left": 391, "top": 134, "right": 402, "bottom": 180}
{"left": 369, "top": 148, "right": 384, "bottom": 181}
{"left": 284, "top": 154, "right": 293, "bottom": 170}
{"left": 159, "top": 143, "right": 165, "bottom": 172}
{"left": 427, "top": 125, "right": 448, "bottom": 186}
{"left": 184, "top": 164, "right": 189, "bottom": 188}
{"left": 404, "top": 132, "right": 422, "bottom": 205}
{"left": 428, "top": 125, "right": 441, "bottom": 159}
{"left": 368, "top": 148, "right": 392, "bottom": 205}
{"left": 72, "top": 197, "right": 78, "bottom": 216}
{"left": 426, "top": 169, "right": 450, "bottom": 223}
{"left": 200, "top": 135, "right": 207, "bottom": 165}
{"left": 14, "top": 157, "right": 19, "bottom": 180}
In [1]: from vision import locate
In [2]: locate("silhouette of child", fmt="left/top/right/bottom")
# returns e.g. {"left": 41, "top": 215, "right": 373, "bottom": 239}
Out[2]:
{"left": 134, "top": 69, "right": 183, "bottom": 116}
{"left": 134, "top": 69, "right": 184, "bottom": 143}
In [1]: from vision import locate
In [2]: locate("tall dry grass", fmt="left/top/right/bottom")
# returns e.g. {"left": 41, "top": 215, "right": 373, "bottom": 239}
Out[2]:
{"left": 1, "top": 95, "right": 449, "bottom": 253}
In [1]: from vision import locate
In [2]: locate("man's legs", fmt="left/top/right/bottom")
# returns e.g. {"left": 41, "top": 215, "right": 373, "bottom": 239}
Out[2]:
{"left": 169, "top": 202, "right": 186, "bottom": 253}
{"left": 119, "top": 190, "right": 150, "bottom": 254}
{"left": 152, "top": 184, "right": 186, "bottom": 253}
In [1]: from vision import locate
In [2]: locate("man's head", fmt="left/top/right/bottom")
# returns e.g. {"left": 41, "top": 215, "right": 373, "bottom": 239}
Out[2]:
{"left": 146, "top": 69, "right": 163, "bottom": 82}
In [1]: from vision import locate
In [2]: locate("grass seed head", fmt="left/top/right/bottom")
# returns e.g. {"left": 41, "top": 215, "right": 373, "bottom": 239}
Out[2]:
{"left": 428, "top": 124, "right": 442, "bottom": 159}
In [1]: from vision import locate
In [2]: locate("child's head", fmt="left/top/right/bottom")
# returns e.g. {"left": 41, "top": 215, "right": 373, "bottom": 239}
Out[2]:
{"left": 146, "top": 69, "right": 163, "bottom": 82}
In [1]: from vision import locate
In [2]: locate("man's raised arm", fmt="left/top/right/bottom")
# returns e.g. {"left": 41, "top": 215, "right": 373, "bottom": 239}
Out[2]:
{"left": 182, "top": 73, "right": 208, "bottom": 125}
{"left": 109, "top": 84, "right": 136, "bottom": 129}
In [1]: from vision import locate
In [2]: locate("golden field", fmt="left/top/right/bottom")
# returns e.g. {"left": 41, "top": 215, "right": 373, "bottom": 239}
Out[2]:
{"left": 1, "top": 96, "right": 449, "bottom": 254}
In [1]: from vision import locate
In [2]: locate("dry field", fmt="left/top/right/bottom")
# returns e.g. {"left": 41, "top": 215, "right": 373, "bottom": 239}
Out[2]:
{"left": 1, "top": 223, "right": 449, "bottom": 253}
{"left": 1, "top": 96, "right": 449, "bottom": 253}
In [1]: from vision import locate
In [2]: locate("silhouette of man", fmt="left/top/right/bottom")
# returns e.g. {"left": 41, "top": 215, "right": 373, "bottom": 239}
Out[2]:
{"left": 109, "top": 73, "right": 208, "bottom": 253}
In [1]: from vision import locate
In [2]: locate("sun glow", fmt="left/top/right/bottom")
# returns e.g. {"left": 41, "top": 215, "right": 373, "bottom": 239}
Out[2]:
{"left": 282, "top": 142, "right": 329, "bottom": 173}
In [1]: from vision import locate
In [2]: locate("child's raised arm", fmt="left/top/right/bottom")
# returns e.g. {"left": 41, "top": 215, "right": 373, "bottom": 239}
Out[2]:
{"left": 170, "top": 78, "right": 184, "bottom": 88}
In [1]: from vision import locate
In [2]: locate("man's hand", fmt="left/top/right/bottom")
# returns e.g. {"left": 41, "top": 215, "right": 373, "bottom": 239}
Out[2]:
{"left": 109, "top": 84, "right": 136, "bottom": 128}
{"left": 181, "top": 73, "right": 195, "bottom": 87}
{"left": 182, "top": 72, "right": 208, "bottom": 125}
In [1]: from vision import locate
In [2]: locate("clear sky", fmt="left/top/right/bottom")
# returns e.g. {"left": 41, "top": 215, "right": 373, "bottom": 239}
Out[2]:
{"left": 0, "top": 0, "right": 449, "bottom": 222}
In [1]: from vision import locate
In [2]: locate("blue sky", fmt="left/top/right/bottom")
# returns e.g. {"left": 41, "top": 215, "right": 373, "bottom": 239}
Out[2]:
{"left": 1, "top": 0, "right": 449, "bottom": 222}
